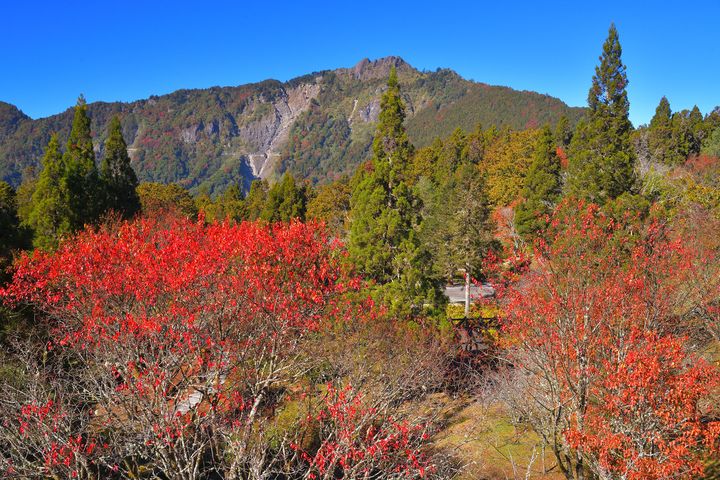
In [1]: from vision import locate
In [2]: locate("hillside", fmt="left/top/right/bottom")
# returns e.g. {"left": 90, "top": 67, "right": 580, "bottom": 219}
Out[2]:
{"left": 0, "top": 57, "right": 584, "bottom": 193}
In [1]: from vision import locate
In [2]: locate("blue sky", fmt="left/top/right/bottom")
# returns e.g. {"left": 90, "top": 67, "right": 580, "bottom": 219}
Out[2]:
{"left": 2, "top": 1, "right": 718, "bottom": 126}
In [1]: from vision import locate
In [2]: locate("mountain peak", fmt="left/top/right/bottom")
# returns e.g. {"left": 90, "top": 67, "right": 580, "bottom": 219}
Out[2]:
{"left": 339, "top": 56, "right": 414, "bottom": 81}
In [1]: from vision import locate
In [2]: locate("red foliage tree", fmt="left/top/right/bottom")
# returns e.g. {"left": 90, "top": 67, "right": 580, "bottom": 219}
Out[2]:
{"left": 499, "top": 199, "right": 720, "bottom": 480}
{"left": 0, "top": 215, "right": 376, "bottom": 478}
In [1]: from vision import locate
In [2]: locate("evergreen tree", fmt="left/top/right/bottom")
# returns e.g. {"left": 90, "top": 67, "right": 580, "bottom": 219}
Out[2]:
{"left": 436, "top": 127, "right": 467, "bottom": 181}
{"left": 25, "top": 134, "right": 73, "bottom": 250}
{"left": 687, "top": 105, "right": 705, "bottom": 156}
{"left": 217, "top": 183, "right": 246, "bottom": 222}
{"left": 0, "top": 181, "right": 21, "bottom": 276}
{"left": 439, "top": 163, "right": 494, "bottom": 317}
{"left": 348, "top": 67, "right": 443, "bottom": 318}
{"left": 261, "top": 173, "right": 307, "bottom": 222}
{"left": 702, "top": 127, "right": 720, "bottom": 158}
{"left": 63, "top": 95, "right": 101, "bottom": 227}
{"left": 554, "top": 114, "right": 573, "bottom": 148}
{"left": 15, "top": 166, "right": 38, "bottom": 225}
{"left": 100, "top": 116, "right": 140, "bottom": 218}
{"left": 244, "top": 179, "right": 269, "bottom": 221}
{"left": 647, "top": 96, "right": 675, "bottom": 164}
{"left": 515, "top": 125, "right": 562, "bottom": 238}
{"left": 567, "top": 24, "right": 635, "bottom": 203}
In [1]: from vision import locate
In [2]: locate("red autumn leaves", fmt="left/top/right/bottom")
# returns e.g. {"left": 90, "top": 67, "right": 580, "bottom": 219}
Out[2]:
{"left": 500, "top": 201, "right": 720, "bottom": 479}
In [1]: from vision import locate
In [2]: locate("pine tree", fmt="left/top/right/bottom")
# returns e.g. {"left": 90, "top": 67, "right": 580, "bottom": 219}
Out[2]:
{"left": 100, "top": 116, "right": 140, "bottom": 218}
{"left": 349, "top": 67, "right": 443, "bottom": 318}
{"left": 63, "top": 95, "right": 101, "bottom": 228}
{"left": 647, "top": 97, "right": 674, "bottom": 164}
{"left": 25, "top": 134, "right": 73, "bottom": 250}
{"left": 515, "top": 125, "right": 562, "bottom": 238}
{"left": 567, "top": 24, "right": 635, "bottom": 203}
{"left": 261, "top": 173, "right": 307, "bottom": 222}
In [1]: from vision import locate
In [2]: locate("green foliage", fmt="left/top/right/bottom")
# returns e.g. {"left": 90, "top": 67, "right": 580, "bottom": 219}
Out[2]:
{"left": 554, "top": 114, "right": 573, "bottom": 148}
{"left": 261, "top": 173, "right": 308, "bottom": 222}
{"left": 63, "top": 96, "right": 102, "bottom": 228}
{"left": 100, "top": 116, "right": 140, "bottom": 218}
{"left": 703, "top": 127, "right": 720, "bottom": 157}
{"left": 15, "top": 167, "right": 37, "bottom": 225}
{"left": 349, "top": 67, "right": 443, "bottom": 318}
{"left": 0, "top": 181, "right": 23, "bottom": 278}
{"left": 306, "top": 177, "right": 351, "bottom": 237}
{"left": 406, "top": 76, "right": 584, "bottom": 148}
{"left": 243, "top": 179, "right": 269, "bottom": 221}
{"left": 568, "top": 24, "right": 636, "bottom": 203}
{"left": 279, "top": 106, "right": 354, "bottom": 183}
{"left": 436, "top": 163, "right": 494, "bottom": 280}
{"left": 25, "top": 135, "right": 73, "bottom": 250}
{"left": 515, "top": 125, "right": 562, "bottom": 238}
{"left": 136, "top": 182, "right": 198, "bottom": 218}
{"left": 648, "top": 97, "right": 676, "bottom": 165}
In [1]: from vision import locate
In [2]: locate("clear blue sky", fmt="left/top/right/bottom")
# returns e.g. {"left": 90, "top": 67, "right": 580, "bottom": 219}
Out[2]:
{"left": 3, "top": 1, "right": 719, "bottom": 126}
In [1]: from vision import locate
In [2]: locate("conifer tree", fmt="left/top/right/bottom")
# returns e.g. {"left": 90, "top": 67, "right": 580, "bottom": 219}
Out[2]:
{"left": 647, "top": 96, "right": 674, "bottom": 164}
{"left": 687, "top": 105, "right": 705, "bottom": 156}
{"left": 567, "top": 24, "right": 635, "bottom": 203}
{"left": 440, "top": 163, "right": 494, "bottom": 317}
{"left": 244, "top": 179, "right": 269, "bottom": 221}
{"left": 100, "top": 116, "right": 140, "bottom": 218}
{"left": 554, "top": 115, "right": 573, "bottom": 148}
{"left": 0, "top": 181, "right": 21, "bottom": 275}
{"left": 63, "top": 95, "right": 101, "bottom": 228}
{"left": 515, "top": 125, "right": 562, "bottom": 238}
{"left": 25, "top": 134, "right": 73, "bottom": 250}
{"left": 218, "top": 183, "right": 246, "bottom": 222}
{"left": 348, "top": 67, "right": 443, "bottom": 318}
{"left": 261, "top": 173, "right": 307, "bottom": 222}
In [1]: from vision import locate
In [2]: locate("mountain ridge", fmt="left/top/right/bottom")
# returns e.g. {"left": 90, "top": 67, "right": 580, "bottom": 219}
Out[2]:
{"left": 0, "top": 56, "right": 584, "bottom": 193}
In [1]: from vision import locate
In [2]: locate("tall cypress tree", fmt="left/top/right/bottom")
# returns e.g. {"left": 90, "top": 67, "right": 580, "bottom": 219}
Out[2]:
{"left": 567, "top": 24, "right": 635, "bottom": 203}
{"left": 101, "top": 116, "right": 140, "bottom": 218}
{"left": 349, "top": 67, "right": 443, "bottom": 318}
{"left": 64, "top": 95, "right": 101, "bottom": 228}
{"left": 647, "top": 96, "right": 674, "bottom": 164}
{"left": 25, "top": 134, "right": 73, "bottom": 250}
{"left": 515, "top": 125, "right": 562, "bottom": 238}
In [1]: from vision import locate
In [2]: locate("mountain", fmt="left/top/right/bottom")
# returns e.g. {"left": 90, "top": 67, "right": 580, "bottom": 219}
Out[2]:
{"left": 0, "top": 57, "right": 584, "bottom": 194}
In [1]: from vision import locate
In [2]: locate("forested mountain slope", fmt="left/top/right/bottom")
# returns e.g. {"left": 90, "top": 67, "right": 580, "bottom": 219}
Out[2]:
{"left": 0, "top": 57, "right": 583, "bottom": 193}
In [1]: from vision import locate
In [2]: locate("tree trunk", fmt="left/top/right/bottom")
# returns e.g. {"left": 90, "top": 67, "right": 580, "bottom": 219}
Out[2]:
{"left": 464, "top": 270, "right": 471, "bottom": 319}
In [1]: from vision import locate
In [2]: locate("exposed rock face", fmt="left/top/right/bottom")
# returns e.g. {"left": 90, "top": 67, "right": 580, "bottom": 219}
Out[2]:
{"left": 359, "top": 99, "right": 381, "bottom": 123}
{"left": 235, "top": 82, "right": 320, "bottom": 178}
{"left": 339, "top": 56, "right": 411, "bottom": 81}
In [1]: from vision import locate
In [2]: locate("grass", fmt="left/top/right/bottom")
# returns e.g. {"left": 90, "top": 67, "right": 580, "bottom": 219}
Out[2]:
{"left": 434, "top": 400, "right": 565, "bottom": 479}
